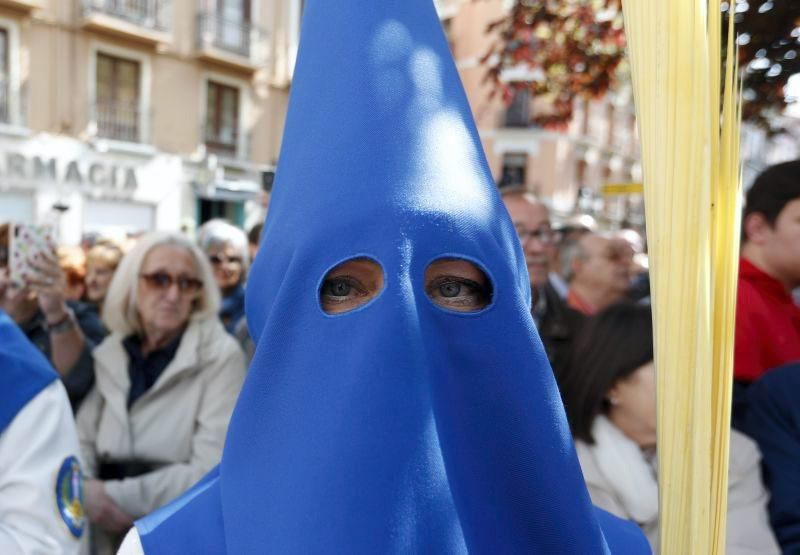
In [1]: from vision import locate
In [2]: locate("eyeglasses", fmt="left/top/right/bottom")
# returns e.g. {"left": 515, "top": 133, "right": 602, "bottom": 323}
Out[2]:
{"left": 516, "top": 227, "right": 561, "bottom": 246}
{"left": 208, "top": 254, "right": 243, "bottom": 266}
{"left": 140, "top": 272, "right": 203, "bottom": 293}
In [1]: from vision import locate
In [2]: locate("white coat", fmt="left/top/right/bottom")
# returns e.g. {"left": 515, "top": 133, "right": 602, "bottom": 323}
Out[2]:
{"left": 0, "top": 381, "right": 86, "bottom": 554}
{"left": 576, "top": 415, "right": 780, "bottom": 554}
{"left": 77, "top": 316, "right": 246, "bottom": 552}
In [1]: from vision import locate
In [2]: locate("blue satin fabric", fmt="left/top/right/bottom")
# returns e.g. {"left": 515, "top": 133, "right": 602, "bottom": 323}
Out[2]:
{"left": 138, "top": 0, "right": 650, "bottom": 552}
{"left": 0, "top": 310, "right": 58, "bottom": 434}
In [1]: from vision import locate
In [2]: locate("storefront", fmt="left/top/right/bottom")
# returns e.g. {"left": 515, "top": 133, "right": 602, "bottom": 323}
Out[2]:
{"left": 0, "top": 132, "right": 269, "bottom": 244}
{"left": 189, "top": 156, "right": 270, "bottom": 233}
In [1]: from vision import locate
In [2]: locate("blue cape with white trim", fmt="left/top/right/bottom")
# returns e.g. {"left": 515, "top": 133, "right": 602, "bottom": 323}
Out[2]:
{"left": 0, "top": 310, "right": 58, "bottom": 434}
{"left": 138, "top": 0, "right": 650, "bottom": 552}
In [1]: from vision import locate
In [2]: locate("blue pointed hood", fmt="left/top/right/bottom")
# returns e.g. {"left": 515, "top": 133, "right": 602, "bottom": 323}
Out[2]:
{"left": 137, "top": 0, "right": 650, "bottom": 553}
{"left": 0, "top": 310, "right": 58, "bottom": 433}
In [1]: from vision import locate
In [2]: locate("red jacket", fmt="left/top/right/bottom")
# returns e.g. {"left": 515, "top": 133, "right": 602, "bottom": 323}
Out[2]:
{"left": 734, "top": 258, "right": 800, "bottom": 382}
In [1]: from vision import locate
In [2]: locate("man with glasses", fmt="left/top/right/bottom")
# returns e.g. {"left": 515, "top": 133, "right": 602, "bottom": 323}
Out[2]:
{"left": 561, "top": 232, "right": 632, "bottom": 316}
{"left": 501, "top": 188, "right": 584, "bottom": 374}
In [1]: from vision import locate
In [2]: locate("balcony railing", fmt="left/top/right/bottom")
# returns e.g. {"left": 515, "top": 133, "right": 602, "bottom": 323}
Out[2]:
{"left": 82, "top": 0, "right": 171, "bottom": 32}
{"left": 204, "top": 134, "right": 238, "bottom": 157}
{"left": 94, "top": 101, "right": 140, "bottom": 143}
{"left": 196, "top": 11, "right": 268, "bottom": 67}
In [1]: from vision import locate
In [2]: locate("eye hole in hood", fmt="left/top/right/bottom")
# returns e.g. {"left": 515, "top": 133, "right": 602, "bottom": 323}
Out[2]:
{"left": 424, "top": 257, "right": 493, "bottom": 313}
{"left": 319, "top": 257, "right": 385, "bottom": 315}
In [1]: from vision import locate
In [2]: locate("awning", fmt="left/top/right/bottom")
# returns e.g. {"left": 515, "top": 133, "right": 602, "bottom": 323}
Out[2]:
{"left": 194, "top": 178, "right": 262, "bottom": 202}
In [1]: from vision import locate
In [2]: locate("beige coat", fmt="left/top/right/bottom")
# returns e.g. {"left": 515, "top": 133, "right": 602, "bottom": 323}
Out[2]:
{"left": 576, "top": 416, "right": 779, "bottom": 554}
{"left": 77, "top": 316, "right": 246, "bottom": 519}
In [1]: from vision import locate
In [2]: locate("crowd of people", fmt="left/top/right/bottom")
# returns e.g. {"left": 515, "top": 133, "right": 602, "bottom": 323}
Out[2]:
{"left": 1, "top": 0, "right": 797, "bottom": 547}
{"left": 0, "top": 219, "right": 261, "bottom": 553}
{"left": 0, "top": 154, "right": 798, "bottom": 554}
{"left": 499, "top": 158, "right": 800, "bottom": 553}
{"left": 1, "top": 158, "right": 797, "bottom": 553}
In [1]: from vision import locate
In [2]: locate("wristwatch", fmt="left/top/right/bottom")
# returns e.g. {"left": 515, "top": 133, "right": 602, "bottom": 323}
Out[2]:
{"left": 46, "top": 308, "right": 77, "bottom": 334}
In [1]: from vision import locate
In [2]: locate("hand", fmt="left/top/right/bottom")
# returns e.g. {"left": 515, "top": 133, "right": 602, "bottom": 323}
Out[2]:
{"left": 83, "top": 479, "right": 135, "bottom": 534}
{"left": 23, "top": 247, "right": 68, "bottom": 322}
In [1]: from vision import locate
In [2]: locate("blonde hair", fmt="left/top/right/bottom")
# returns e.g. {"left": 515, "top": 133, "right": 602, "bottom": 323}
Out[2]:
{"left": 102, "top": 232, "right": 221, "bottom": 337}
{"left": 57, "top": 246, "right": 87, "bottom": 288}
{"left": 86, "top": 240, "right": 125, "bottom": 270}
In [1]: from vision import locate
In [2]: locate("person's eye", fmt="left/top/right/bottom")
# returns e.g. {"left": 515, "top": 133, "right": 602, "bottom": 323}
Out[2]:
{"left": 176, "top": 276, "right": 202, "bottom": 292}
{"left": 319, "top": 258, "right": 384, "bottom": 315}
{"left": 152, "top": 273, "right": 172, "bottom": 287}
{"left": 438, "top": 281, "right": 462, "bottom": 298}
{"left": 424, "top": 258, "right": 493, "bottom": 313}
{"left": 321, "top": 277, "right": 365, "bottom": 301}
{"left": 427, "top": 276, "right": 488, "bottom": 309}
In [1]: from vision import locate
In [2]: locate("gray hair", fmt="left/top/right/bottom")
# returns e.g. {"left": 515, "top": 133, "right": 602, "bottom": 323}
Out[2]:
{"left": 560, "top": 234, "right": 590, "bottom": 283}
{"left": 197, "top": 219, "right": 250, "bottom": 271}
{"left": 102, "top": 232, "right": 221, "bottom": 336}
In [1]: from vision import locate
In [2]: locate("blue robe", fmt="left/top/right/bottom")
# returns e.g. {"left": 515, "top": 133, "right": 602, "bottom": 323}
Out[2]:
{"left": 136, "top": 0, "right": 650, "bottom": 552}
{"left": 0, "top": 310, "right": 58, "bottom": 435}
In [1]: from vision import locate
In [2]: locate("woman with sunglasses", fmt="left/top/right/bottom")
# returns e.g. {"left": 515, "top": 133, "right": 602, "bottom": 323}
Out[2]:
{"left": 196, "top": 219, "right": 249, "bottom": 335}
{"left": 75, "top": 232, "right": 246, "bottom": 554}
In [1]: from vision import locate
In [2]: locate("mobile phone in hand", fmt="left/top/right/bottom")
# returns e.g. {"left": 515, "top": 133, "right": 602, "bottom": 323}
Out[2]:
{"left": 8, "top": 223, "right": 55, "bottom": 288}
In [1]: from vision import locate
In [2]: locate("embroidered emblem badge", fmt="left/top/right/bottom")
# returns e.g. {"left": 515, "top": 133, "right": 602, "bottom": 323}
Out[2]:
{"left": 55, "top": 456, "right": 85, "bottom": 538}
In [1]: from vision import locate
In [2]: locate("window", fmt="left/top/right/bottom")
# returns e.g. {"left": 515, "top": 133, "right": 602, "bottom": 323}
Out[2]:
{"left": 218, "top": 0, "right": 251, "bottom": 53}
{"left": 86, "top": 0, "right": 169, "bottom": 31}
{"left": 498, "top": 152, "right": 528, "bottom": 189}
{"left": 198, "top": 198, "right": 244, "bottom": 227}
{"left": 0, "top": 29, "right": 8, "bottom": 124}
{"left": 504, "top": 87, "right": 531, "bottom": 128}
{"left": 205, "top": 81, "right": 240, "bottom": 156}
{"left": 95, "top": 53, "right": 141, "bottom": 142}
{"left": 218, "top": 0, "right": 251, "bottom": 24}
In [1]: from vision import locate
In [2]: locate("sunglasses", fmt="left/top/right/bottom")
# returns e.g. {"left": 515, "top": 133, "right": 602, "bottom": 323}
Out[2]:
{"left": 209, "top": 254, "right": 243, "bottom": 266}
{"left": 140, "top": 272, "right": 203, "bottom": 293}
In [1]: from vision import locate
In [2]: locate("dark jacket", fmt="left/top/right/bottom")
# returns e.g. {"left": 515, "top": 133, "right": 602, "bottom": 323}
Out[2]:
{"left": 534, "top": 282, "right": 585, "bottom": 375}
{"left": 19, "top": 301, "right": 107, "bottom": 411}
{"left": 220, "top": 284, "right": 246, "bottom": 335}
{"left": 742, "top": 363, "right": 800, "bottom": 554}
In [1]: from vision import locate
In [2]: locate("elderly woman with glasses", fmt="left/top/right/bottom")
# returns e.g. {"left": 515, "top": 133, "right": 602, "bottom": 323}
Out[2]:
{"left": 75, "top": 232, "right": 246, "bottom": 554}
{"left": 196, "top": 219, "right": 250, "bottom": 335}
